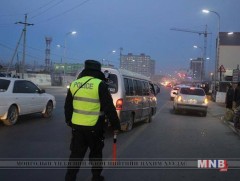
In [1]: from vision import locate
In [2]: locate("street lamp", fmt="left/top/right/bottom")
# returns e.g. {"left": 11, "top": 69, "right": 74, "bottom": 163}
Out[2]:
{"left": 56, "top": 31, "right": 77, "bottom": 86}
{"left": 106, "top": 50, "right": 116, "bottom": 66}
{"left": 63, "top": 31, "right": 77, "bottom": 63}
{"left": 202, "top": 9, "right": 220, "bottom": 94}
{"left": 62, "top": 31, "right": 77, "bottom": 86}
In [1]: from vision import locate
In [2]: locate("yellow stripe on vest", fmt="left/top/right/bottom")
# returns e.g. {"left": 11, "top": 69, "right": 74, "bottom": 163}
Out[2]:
{"left": 73, "top": 96, "right": 100, "bottom": 103}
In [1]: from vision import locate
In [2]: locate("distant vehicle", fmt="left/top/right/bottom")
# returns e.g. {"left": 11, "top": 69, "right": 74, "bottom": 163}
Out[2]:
{"left": 166, "top": 82, "right": 172, "bottom": 88}
{"left": 170, "top": 84, "right": 186, "bottom": 100}
{"left": 0, "top": 77, "right": 56, "bottom": 126}
{"left": 173, "top": 86, "right": 208, "bottom": 116}
{"left": 0, "top": 72, "right": 11, "bottom": 77}
{"left": 101, "top": 68, "right": 157, "bottom": 131}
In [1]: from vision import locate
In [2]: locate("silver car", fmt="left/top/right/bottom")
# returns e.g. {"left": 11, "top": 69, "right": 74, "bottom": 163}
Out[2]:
{"left": 173, "top": 86, "right": 208, "bottom": 116}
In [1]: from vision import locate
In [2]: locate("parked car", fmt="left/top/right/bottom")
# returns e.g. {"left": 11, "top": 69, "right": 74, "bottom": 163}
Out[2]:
{"left": 0, "top": 77, "right": 56, "bottom": 126}
{"left": 173, "top": 86, "right": 208, "bottom": 116}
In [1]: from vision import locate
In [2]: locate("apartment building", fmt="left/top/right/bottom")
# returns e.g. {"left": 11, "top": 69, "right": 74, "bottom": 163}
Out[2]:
{"left": 120, "top": 53, "right": 155, "bottom": 77}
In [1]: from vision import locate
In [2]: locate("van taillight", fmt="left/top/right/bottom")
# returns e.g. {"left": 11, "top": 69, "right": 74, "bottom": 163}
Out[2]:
{"left": 116, "top": 99, "right": 123, "bottom": 110}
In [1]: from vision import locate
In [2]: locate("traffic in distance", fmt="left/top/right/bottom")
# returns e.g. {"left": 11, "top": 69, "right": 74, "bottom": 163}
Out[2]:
{"left": 1, "top": 68, "right": 236, "bottom": 132}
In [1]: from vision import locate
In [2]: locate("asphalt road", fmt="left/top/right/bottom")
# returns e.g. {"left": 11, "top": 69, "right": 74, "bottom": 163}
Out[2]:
{"left": 0, "top": 86, "right": 240, "bottom": 181}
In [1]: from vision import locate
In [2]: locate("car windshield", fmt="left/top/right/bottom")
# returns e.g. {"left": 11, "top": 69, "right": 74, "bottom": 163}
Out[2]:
{"left": 0, "top": 79, "right": 10, "bottom": 92}
{"left": 180, "top": 87, "right": 205, "bottom": 96}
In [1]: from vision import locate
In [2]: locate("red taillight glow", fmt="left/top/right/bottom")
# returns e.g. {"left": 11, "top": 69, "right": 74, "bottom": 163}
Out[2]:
{"left": 116, "top": 99, "right": 123, "bottom": 110}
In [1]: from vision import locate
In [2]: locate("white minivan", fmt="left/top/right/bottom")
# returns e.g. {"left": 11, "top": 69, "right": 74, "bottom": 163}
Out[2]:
{"left": 102, "top": 68, "right": 157, "bottom": 131}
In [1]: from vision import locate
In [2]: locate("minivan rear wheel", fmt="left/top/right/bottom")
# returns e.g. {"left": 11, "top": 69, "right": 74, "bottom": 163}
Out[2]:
{"left": 145, "top": 109, "right": 153, "bottom": 123}
{"left": 126, "top": 114, "right": 134, "bottom": 131}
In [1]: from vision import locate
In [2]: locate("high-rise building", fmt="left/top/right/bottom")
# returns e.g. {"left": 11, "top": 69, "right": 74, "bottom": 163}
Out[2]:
{"left": 190, "top": 58, "right": 203, "bottom": 80}
{"left": 120, "top": 53, "right": 155, "bottom": 77}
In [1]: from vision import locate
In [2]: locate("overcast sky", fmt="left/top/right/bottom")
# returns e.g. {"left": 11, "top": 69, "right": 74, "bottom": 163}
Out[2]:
{"left": 0, "top": 0, "right": 240, "bottom": 75}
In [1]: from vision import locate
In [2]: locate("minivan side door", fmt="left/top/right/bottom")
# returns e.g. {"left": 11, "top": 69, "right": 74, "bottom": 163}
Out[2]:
{"left": 141, "top": 81, "right": 151, "bottom": 119}
{"left": 132, "top": 79, "right": 143, "bottom": 121}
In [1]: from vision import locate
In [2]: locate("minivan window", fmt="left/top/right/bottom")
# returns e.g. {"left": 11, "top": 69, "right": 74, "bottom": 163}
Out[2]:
{"left": 143, "top": 81, "right": 150, "bottom": 95}
{"left": 180, "top": 87, "right": 205, "bottom": 96}
{"left": 124, "top": 78, "right": 134, "bottom": 96}
{"left": 136, "top": 80, "right": 143, "bottom": 96}
{"left": 0, "top": 79, "right": 10, "bottom": 92}
{"left": 133, "top": 80, "right": 138, "bottom": 95}
{"left": 107, "top": 74, "right": 118, "bottom": 94}
{"left": 128, "top": 79, "right": 134, "bottom": 95}
{"left": 124, "top": 78, "right": 130, "bottom": 95}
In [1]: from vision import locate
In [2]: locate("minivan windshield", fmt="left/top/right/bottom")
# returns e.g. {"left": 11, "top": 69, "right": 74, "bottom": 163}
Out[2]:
{"left": 180, "top": 87, "right": 205, "bottom": 96}
{"left": 106, "top": 74, "right": 118, "bottom": 94}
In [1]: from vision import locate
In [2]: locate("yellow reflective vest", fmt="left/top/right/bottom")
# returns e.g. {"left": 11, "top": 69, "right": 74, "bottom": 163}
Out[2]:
{"left": 70, "top": 76, "right": 103, "bottom": 126}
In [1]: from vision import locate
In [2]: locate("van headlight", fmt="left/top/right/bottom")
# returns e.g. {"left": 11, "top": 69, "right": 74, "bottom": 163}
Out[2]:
{"left": 177, "top": 96, "right": 182, "bottom": 102}
{"left": 204, "top": 98, "right": 208, "bottom": 104}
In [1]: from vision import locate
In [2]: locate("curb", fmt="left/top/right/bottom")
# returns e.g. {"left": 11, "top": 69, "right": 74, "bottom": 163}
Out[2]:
{"left": 208, "top": 101, "right": 240, "bottom": 137}
{"left": 221, "top": 116, "right": 240, "bottom": 136}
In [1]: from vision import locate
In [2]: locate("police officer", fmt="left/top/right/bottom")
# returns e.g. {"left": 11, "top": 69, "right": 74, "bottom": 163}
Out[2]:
{"left": 64, "top": 60, "right": 121, "bottom": 181}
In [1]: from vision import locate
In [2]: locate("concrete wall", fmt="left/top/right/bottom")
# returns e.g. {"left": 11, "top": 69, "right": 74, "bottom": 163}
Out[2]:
{"left": 24, "top": 73, "right": 52, "bottom": 86}
{"left": 219, "top": 46, "right": 240, "bottom": 70}
{"left": 216, "top": 92, "right": 226, "bottom": 103}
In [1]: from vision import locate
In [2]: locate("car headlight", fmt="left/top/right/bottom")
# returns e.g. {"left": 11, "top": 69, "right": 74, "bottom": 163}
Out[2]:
{"left": 204, "top": 98, "right": 208, "bottom": 104}
{"left": 177, "top": 96, "right": 182, "bottom": 102}
{"left": 66, "top": 85, "right": 70, "bottom": 89}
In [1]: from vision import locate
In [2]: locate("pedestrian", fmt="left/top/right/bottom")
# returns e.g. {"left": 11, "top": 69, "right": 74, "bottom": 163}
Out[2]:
{"left": 234, "top": 82, "right": 240, "bottom": 108}
{"left": 225, "top": 84, "right": 234, "bottom": 109}
{"left": 64, "top": 60, "right": 121, "bottom": 181}
{"left": 204, "top": 83, "right": 209, "bottom": 95}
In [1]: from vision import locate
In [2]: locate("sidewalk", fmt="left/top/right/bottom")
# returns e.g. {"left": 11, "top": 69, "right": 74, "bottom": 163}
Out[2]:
{"left": 208, "top": 101, "right": 240, "bottom": 136}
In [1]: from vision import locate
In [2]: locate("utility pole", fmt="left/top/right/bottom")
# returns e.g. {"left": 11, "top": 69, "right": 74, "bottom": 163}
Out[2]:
{"left": 15, "top": 14, "right": 34, "bottom": 79}
{"left": 7, "top": 30, "right": 24, "bottom": 74}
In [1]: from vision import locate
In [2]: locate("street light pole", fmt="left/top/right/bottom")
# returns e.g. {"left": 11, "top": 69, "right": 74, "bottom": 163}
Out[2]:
{"left": 62, "top": 31, "right": 77, "bottom": 86}
{"left": 202, "top": 9, "right": 220, "bottom": 96}
{"left": 106, "top": 50, "right": 116, "bottom": 66}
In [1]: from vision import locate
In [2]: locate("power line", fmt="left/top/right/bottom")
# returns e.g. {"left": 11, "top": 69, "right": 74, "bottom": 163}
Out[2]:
{"left": 36, "top": 0, "right": 91, "bottom": 24}
{"left": 30, "top": 0, "right": 66, "bottom": 19}
{"left": 0, "top": 42, "right": 81, "bottom": 63}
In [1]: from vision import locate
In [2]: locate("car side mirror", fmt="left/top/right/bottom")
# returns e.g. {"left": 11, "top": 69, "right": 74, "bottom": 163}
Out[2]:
{"left": 38, "top": 89, "right": 45, "bottom": 94}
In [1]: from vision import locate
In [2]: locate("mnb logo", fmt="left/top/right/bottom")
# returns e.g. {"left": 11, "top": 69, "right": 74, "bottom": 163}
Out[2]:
{"left": 197, "top": 160, "right": 228, "bottom": 172}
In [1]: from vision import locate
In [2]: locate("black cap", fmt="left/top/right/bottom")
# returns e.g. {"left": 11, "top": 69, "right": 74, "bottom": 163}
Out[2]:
{"left": 84, "top": 60, "right": 101, "bottom": 71}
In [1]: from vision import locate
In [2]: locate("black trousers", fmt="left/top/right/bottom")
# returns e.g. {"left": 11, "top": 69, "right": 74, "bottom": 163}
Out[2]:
{"left": 65, "top": 128, "right": 104, "bottom": 181}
